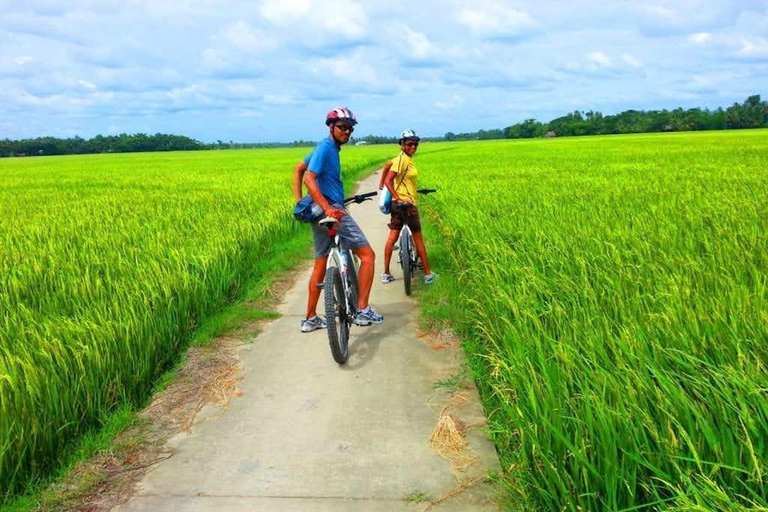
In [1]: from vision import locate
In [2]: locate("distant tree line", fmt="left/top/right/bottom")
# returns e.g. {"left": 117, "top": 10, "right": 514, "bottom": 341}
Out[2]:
{"left": 3, "top": 95, "right": 765, "bottom": 157}
{"left": 209, "top": 140, "right": 315, "bottom": 149}
{"left": 0, "top": 132, "right": 324, "bottom": 157}
{"left": 444, "top": 94, "right": 767, "bottom": 141}
{"left": 0, "top": 133, "right": 207, "bottom": 157}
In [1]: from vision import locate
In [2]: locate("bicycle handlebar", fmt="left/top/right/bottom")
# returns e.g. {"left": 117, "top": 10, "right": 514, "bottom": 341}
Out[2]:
{"left": 417, "top": 188, "right": 437, "bottom": 194}
{"left": 343, "top": 191, "right": 378, "bottom": 205}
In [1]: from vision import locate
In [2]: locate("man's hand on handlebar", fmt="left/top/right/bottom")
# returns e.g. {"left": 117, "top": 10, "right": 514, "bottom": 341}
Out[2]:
{"left": 325, "top": 207, "right": 345, "bottom": 220}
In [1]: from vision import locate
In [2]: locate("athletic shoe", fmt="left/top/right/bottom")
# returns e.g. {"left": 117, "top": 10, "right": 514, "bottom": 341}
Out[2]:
{"left": 353, "top": 307, "right": 384, "bottom": 326}
{"left": 423, "top": 273, "right": 438, "bottom": 285}
{"left": 300, "top": 315, "right": 327, "bottom": 333}
{"left": 381, "top": 273, "right": 396, "bottom": 284}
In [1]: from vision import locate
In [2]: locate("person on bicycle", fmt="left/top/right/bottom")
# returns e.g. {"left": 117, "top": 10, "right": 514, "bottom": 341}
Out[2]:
{"left": 296, "top": 107, "right": 384, "bottom": 332}
{"left": 378, "top": 129, "right": 437, "bottom": 285}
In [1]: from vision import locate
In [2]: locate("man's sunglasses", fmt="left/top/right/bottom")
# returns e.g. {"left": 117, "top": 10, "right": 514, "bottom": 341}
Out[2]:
{"left": 404, "top": 141, "right": 419, "bottom": 147}
{"left": 334, "top": 123, "right": 354, "bottom": 133}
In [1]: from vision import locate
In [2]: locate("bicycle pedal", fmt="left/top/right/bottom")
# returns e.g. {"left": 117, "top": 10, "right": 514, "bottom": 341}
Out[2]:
{"left": 316, "top": 283, "right": 324, "bottom": 289}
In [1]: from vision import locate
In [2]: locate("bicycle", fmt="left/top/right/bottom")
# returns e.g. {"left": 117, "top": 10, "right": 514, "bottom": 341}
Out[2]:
{"left": 395, "top": 188, "right": 437, "bottom": 296}
{"left": 318, "top": 191, "right": 377, "bottom": 364}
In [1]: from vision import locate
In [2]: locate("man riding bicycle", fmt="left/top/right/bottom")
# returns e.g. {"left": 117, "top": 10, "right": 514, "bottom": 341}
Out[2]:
{"left": 294, "top": 107, "right": 384, "bottom": 332}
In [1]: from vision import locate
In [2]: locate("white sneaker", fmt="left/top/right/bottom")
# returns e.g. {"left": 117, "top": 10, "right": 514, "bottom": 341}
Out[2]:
{"left": 381, "top": 273, "right": 395, "bottom": 284}
{"left": 353, "top": 307, "right": 384, "bottom": 326}
{"left": 300, "top": 316, "right": 327, "bottom": 333}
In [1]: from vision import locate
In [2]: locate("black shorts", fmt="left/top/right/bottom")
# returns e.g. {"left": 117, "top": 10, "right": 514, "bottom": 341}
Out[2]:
{"left": 388, "top": 204, "right": 422, "bottom": 233}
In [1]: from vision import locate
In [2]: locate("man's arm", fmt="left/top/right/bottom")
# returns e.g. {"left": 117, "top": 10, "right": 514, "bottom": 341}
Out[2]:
{"left": 304, "top": 171, "right": 345, "bottom": 220}
{"left": 378, "top": 161, "right": 393, "bottom": 189}
{"left": 293, "top": 160, "right": 308, "bottom": 202}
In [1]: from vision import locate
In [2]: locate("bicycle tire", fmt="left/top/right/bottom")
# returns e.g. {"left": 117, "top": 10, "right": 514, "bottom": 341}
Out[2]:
{"left": 324, "top": 266, "right": 349, "bottom": 364}
{"left": 399, "top": 229, "right": 412, "bottom": 296}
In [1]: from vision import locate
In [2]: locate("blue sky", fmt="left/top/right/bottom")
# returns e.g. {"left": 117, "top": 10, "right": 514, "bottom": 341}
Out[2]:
{"left": 1, "top": 0, "right": 766, "bottom": 142}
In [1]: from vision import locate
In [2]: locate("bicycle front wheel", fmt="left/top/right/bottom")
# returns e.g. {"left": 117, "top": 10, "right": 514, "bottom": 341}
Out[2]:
{"left": 324, "top": 266, "right": 349, "bottom": 364}
{"left": 399, "top": 229, "right": 412, "bottom": 296}
{"left": 344, "top": 250, "right": 360, "bottom": 309}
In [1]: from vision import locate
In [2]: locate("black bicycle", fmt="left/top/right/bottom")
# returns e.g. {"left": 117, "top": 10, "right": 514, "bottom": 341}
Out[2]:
{"left": 395, "top": 188, "right": 437, "bottom": 296}
{"left": 319, "top": 191, "right": 377, "bottom": 364}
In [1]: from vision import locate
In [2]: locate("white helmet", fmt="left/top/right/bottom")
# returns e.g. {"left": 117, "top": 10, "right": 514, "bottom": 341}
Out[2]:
{"left": 399, "top": 129, "right": 420, "bottom": 143}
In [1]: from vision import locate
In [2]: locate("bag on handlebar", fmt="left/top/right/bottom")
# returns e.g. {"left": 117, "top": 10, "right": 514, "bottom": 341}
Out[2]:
{"left": 293, "top": 194, "right": 325, "bottom": 223}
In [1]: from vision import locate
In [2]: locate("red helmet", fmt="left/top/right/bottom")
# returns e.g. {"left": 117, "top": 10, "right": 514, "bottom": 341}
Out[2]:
{"left": 325, "top": 107, "right": 357, "bottom": 127}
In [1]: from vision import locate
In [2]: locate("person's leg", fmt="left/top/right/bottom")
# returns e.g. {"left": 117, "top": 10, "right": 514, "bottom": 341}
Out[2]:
{"left": 302, "top": 222, "right": 332, "bottom": 330}
{"left": 306, "top": 256, "right": 328, "bottom": 318}
{"left": 406, "top": 206, "right": 434, "bottom": 279}
{"left": 412, "top": 232, "right": 431, "bottom": 275}
{"left": 352, "top": 244, "right": 375, "bottom": 310}
{"left": 383, "top": 229, "right": 400, "bottom": 275}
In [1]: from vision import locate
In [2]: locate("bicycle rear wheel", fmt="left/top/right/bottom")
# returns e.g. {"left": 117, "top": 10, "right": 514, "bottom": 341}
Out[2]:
{"left": 399, "top": 229, "right": 412, "bottom": 296}
{"left": 324, "top": 266, "right": 349, "bottom": 364}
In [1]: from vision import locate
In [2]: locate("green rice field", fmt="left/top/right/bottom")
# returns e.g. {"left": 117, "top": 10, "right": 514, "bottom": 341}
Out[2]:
{"left": 417, "top": 130, "right": 768, "bottom": 510}
{"left": 2, "top": 130, "right": 767, "bottom": 510}
{"left": 0, "top": 145, "right": 393, "bottom": 497}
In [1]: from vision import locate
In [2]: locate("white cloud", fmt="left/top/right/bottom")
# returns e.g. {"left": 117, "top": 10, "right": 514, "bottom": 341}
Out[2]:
{"left": 318, "top": 0, "right": 368, "bottom": 39}
{"left": 260, "top": 0, "right": 312, "bottom": 24}
{"left": 260, "top": 0, "right": 368, "bottom": 40}
{"left": 78, "top": 79, "right": 97, "bottom": 89}
{"left": 434, "top": 94, "right": 463, "bottom": 110}
{"left": 638, "top": 4, "right": 677, "bottom": 21}
{"left": 312, "top": 51, "right": 378, "bottom": 85}
{"left": 588, "top": 51, "right": 612, "bottom": 67}
{"left": 221, "top": 21, "right": 277, "bottom": 53}
{"left": 264, "top": 94, "right": 294, "bottom": 105}
{"left": 13, "top": 56, "right": 34, "bottom": 66}
{"left": 736, "top": 37, "right": 768, "bottom": 58}
{"left": 457, "top": 3, "right": 536, "bottom": 38}
{"left": 689, "top": 32, "right": 712, "bottom": 44}
{"left": 622, "top": 54, "right": 642, "bottom": 68}
{"left": 399, "top": 25, "right": 434, "bottom": 59}
{"left": 200, "top": 22, "right": 275, "bottom": 76}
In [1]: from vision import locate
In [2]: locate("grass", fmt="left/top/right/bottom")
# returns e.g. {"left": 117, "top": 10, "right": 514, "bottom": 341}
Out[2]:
{"left": 403, "top": 490, "right": 433, "bottom": 503}
{"left": 417, "top": 130, "right": 768, "bottom": 511}
{"left": 433, "top": 367, "right": 472, "bottom": 393}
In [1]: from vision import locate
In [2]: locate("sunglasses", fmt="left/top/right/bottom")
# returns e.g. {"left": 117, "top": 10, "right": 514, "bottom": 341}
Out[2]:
{"left": 404, "top": 142, "right": 419, "bottom": 148}
{"left": 334, "top": 123, "right": 354, "bottom": 133}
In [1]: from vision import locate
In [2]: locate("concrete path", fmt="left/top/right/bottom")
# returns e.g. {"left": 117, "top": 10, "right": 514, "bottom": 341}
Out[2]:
{"left": 116, "top": 173, "right": 501, "bottom": 512}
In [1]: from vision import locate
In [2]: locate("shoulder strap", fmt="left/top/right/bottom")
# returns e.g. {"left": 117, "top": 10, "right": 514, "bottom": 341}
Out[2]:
{"left": 393, "top": 153, "right": 408, "bottom": 192}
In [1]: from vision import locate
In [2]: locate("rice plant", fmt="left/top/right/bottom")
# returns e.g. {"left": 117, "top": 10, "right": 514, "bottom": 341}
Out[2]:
{"left": 418, "top": 130, "right": 768, "bottom": 510}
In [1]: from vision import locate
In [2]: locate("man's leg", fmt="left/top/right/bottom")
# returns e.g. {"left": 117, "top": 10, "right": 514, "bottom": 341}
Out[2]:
{"left": 352, "top": 244, "right": 375, "bottom": 310}
{"left": 306, "top": 256, "right": 328, "bottom": 319}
